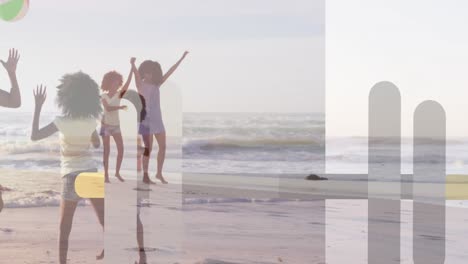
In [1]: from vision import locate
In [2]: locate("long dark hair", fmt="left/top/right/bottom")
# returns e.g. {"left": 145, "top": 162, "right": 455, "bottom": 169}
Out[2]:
{"left": 138, "top": 60, "right": 163, "bottom": 86}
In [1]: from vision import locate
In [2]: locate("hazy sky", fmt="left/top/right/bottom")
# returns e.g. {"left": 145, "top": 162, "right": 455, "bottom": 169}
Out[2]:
{"left": 6, "top": 1, "right": 465, "bottom": 137}
{"left": 0, "top": 0, "right": 324, "bottom": 114}
{"left": 328, "top": 0, "right": 468, "bottom": 137}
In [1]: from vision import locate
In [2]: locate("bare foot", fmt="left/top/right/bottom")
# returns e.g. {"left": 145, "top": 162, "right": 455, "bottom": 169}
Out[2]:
{"left": 96, "top": 249, "right": 104, "bottom": 260}
{"left": 143, "top": 174, "right": 156, "bottom": 185}
{"left": 115, "top": 173, "right": 125, "bottom": 182}
{"left": 105, "top": 177, "right": 111, "bottom": 183}
{"left": 135, "top": 249, "right": 147, "bottom": 264}
{"left": 156, "top": 174, "right": 168, "bottom": 184}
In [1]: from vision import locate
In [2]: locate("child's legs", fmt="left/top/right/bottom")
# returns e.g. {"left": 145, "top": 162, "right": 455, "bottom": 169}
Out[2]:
{"left": 59, "top": 199, "right": 78, "bottom": 264}
{"left": 89, "top": 198, "right": 104, "bottom": 228}
{"left": 89, "top": 198, "right": 104, "bottom": 259}
{"left": 154, "top": 132, "right": 166, "bottom": 176}
{"left": 137, "top": 136, "right": 143, "bottom": 172}
{"left": 137, "top": 213, "right": 144, "bottom": 249}
{"left": 102, "top": 136, "right": 111, "bottom": 178}
{"left": 112, "top": 133, "right": 124, "bottom": 175}
{"left": 141, "top": 134, "right": 153, "bottom": 176}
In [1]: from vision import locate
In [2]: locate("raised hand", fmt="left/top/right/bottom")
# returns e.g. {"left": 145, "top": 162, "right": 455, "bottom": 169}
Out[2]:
{"left": 131, "top": 57, "right": 136, "bottom": 65}
{"left": 1, "top": 48, "right": 20, "bottom": 74}
{"left": 33, "top": 85, "right": 47, "bottom": 108}
{"left": 161, "top": 51, "right": 190, "bottom": 85}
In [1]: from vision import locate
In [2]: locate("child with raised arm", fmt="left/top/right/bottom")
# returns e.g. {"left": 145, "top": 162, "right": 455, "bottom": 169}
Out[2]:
{"left": 133, "top": 51, "right": 189, "bottom": 184}
{"left": 0, "top": 48, "right": 21, "bottom": 108}
{"left": 31, "top": 73, "right": 104, "bottom": 263}
{"left": 100, "top": 58, "right": 135, "bottom": 183}
{"left": 0, "top": 48, "right": 21, "bottom": 213}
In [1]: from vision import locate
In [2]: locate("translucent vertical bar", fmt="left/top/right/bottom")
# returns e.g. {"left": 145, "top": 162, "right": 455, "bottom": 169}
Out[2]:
{"left": 104, "top": 86, "right": 183, "bottom": 263}
{"left": 146, "top": 83, "right": 183, "bottom": 263}
{"left": 368, "top": 81, "right": 401, "bottom": 264}
{"left": 279, "top": 0, "right": 326, "bottom": 262}
{"left": 413, "top": 101, "right": 446, "bottom": 264}
{"left": 105, "top": 92, "right": 139, "bottom": 263}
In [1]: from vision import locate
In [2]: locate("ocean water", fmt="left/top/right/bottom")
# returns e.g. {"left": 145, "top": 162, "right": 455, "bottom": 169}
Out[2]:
{"left": 0, "top": 112, "right": 467, "bottom": 208}
{"left": 183, "top": 112, "right": 325, "bottom": 174}
{"left": 327, "top": 137, "right": 468, "bottom": 176}
{"left": 0, "top": 112, "right": 325, "bottom": 174}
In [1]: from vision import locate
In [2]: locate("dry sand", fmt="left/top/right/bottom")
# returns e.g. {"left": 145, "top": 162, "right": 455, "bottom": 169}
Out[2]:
{"left": 1, "top": 171, "right": 468, "bottom": 263}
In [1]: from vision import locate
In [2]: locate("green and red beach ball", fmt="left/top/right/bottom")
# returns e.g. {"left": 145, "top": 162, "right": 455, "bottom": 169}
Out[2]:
{"left": 0, "top": 0, "right": 29, "bottom": 22}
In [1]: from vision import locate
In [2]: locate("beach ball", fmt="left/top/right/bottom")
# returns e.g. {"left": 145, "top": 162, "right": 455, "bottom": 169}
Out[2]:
{"left": 0, "top": 0, "right": 29, "bottom": 22}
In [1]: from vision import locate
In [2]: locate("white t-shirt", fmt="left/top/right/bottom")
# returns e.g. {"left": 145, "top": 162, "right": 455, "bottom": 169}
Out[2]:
{"left": 54, "top": 116, "right": 98, "bottom": 176}
{"left": 102, "top": 93, "right": 121, "bottom": 126}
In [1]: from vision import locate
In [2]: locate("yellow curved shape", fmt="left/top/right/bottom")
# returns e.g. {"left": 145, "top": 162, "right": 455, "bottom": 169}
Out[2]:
{"left": 72, "top": 173, "right": 468, "bottom": 200}
{"left": 447, "top": 175, "right": 468, "bottom": 200}
{"left": 75, "top": 172, "right": 105, "bottom": 198}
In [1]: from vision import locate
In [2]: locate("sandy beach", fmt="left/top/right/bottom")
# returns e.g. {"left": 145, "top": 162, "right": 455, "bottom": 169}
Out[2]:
{"left": 3, "top": 195, "right": 468, "bottom": 263}
{"left": 2, "top": 169, "right": 468, "bottom": 263}
{"left": 0, "top": 206, "right": 103, "bottom": 264}
{"left": 0, "top": 178, "right": 320, "bottom": 264}
{"left": 0, "top": 170, "right": 323, "bottom": 263}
